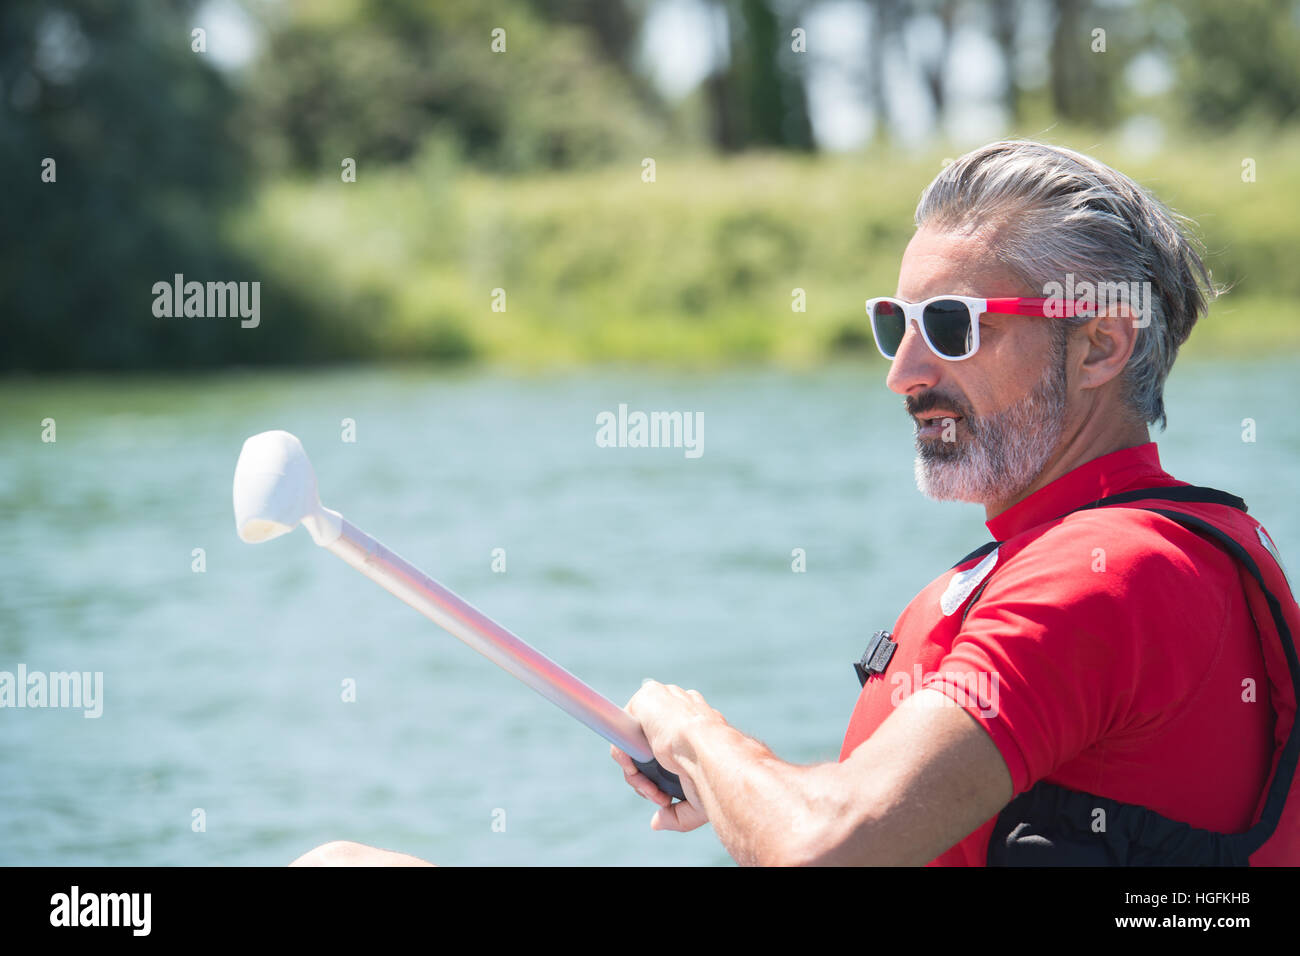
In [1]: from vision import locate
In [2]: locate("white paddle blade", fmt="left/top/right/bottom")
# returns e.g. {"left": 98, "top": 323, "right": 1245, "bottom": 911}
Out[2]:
{"left": 233, "top": 430, "right": 340, "bottom": 545}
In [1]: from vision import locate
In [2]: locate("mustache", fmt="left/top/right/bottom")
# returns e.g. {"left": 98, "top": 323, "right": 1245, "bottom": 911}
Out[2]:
{"left": 905, "top": 390, "right": 970, "bottom": 419}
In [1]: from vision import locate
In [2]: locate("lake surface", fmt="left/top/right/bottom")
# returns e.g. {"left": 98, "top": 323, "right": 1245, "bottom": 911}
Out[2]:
{"left": 1, "top": 360, "right": 1297, "bottom": 866}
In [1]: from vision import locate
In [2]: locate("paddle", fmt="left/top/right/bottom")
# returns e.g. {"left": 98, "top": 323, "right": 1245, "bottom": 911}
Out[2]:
{"left": 231, "top": 430, "right": 686, "bottom": 800}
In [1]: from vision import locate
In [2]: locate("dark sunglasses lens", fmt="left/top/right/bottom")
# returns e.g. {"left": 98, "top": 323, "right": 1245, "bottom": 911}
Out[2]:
{"left": 922, "top": 300, "right": 974, "bottom": 357}
{"left": 870, "top": 302, "right": 906, "bottom": 357}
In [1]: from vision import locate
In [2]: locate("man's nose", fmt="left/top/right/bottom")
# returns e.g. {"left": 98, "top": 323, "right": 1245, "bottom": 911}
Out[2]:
{"left": 885, "top": 319, "right": 942, "bottom": 396}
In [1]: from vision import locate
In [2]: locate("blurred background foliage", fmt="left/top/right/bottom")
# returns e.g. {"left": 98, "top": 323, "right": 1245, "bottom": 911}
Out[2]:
{"left": 4, "top": 0, "right": 1300, "bottom": 372}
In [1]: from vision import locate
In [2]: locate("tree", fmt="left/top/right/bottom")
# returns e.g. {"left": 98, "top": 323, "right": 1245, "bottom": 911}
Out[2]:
{"left": 702, "top": 0, "right": 814, "bottom": 152}
{"left": 0, "top": 0, "right": 272, "bottom": 370}
{"left": 1164, "top": 0, "right": 1300, "bottom": 128}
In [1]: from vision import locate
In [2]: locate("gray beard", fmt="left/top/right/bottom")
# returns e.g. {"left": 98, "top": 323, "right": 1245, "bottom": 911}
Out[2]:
{"left": 913, "top": 347, "right": 1068, "bottom": 505}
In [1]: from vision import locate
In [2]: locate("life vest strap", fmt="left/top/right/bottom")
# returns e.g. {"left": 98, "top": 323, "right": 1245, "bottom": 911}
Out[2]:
{"left": 1141, "top": 507, "right": 1300, "bottom": 859}
{"left": 948, "top": 485, "right": 1248, "bottom": 570}
{"left": 1067, "top": 483, "right": 1247, "bottom": 516}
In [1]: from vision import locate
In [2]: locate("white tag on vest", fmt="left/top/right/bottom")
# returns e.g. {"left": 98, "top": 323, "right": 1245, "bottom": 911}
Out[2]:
{"left": 941, "top": 547, "right": 999, "bottom": 617}
{"left": 1257, "top": 524, "right": 1294, "bottom": 597}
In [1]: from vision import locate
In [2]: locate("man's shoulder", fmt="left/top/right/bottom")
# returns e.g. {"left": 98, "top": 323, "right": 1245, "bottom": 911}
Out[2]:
{"left": 959, "top": 501, "right": 1247, "bottom": 688}
{"left": 1007, "top": 502, "right": 1238, "bottom": 574}
{"left": 980, "top": 504, "right": 1241, "bottom": 615}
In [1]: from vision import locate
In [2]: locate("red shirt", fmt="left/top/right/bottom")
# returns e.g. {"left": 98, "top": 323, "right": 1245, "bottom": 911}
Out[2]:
{"left": 839, "top": 443, "right": 1275, "bottom": 865}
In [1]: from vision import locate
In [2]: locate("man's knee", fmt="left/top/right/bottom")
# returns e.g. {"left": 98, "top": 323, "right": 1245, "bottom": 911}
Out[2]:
{"left": 290, "top": 840, "right": 435, "bottom": 867}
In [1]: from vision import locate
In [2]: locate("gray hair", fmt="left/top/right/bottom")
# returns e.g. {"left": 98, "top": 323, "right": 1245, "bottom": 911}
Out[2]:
{"left": 913, "top": 140, "right": 1217, "bottom": 430}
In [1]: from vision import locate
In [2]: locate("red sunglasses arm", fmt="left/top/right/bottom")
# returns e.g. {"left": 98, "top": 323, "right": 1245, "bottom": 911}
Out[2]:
{"left": 984, "top": 297, "right": 1086, "bottom": 318}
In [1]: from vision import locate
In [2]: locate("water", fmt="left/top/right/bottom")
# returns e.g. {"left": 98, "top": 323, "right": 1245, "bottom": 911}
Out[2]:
{"left": 1, "top": 360, "right": 1297, "bottom": 866}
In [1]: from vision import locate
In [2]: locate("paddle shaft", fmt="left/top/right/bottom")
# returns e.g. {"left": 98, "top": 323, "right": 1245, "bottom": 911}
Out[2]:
{"left": 325, "top": 518, "right": 685, "bottom": 800}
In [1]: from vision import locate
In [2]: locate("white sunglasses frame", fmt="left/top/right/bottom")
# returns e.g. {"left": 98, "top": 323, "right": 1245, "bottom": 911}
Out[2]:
{"left": 864, "top": 295, "right": 991, "bottom": 362}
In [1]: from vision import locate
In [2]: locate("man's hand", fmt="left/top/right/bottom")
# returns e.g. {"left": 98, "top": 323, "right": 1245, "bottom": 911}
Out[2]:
{"left": 610, "top": 680, "right": 726, "bottom": 832}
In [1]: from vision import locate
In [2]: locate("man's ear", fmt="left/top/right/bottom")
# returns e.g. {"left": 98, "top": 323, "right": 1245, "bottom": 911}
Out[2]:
{"left": 1075, "top": 304, "right": 1139, "bottom": 391}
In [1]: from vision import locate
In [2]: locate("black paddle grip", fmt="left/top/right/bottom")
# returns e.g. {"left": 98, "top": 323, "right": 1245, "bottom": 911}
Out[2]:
{"left": 632, "top": 756, "right": 686, "bottom": 801}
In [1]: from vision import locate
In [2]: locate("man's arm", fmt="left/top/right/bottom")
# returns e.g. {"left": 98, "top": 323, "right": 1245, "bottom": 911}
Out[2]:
{"left": 614, "top": 682, "right": 1014, "bottom": 865}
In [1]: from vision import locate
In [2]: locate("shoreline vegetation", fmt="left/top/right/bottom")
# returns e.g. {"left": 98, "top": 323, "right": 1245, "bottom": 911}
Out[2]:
{"left": 14, "top": 134, "right": 1299, "bottom": 374}
{"left": 229, "top": 136, "right": 1300, "bottom": 368}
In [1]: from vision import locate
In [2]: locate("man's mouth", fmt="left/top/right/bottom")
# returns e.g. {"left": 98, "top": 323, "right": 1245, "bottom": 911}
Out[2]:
{"left": 915, "top": 412, "right": 964, "bottom": 438}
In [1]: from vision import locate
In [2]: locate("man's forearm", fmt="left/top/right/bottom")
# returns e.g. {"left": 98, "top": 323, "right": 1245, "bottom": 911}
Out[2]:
{"left": 675, "top": 719, "right": 853, "bottom": 866}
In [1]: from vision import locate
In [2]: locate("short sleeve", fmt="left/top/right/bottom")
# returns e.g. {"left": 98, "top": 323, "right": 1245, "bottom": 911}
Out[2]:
{"left": 920, "top": 513, "right": 1234, "bottom": 795}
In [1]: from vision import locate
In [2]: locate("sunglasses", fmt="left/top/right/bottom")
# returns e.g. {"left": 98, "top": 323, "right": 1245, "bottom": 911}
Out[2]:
{"left": 865, "top": 295, "right": 1092, "bottom": 361}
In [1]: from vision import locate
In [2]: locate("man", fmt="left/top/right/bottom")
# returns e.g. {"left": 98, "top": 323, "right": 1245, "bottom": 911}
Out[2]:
{"left": 611, "top": 140, "right": 1300, "bottom": 866}
{"left": 292, "top": 140, "right": 1299, "bottom": 866}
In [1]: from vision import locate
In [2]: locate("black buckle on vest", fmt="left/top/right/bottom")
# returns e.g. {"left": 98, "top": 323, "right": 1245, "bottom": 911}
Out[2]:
{"left": 854, "top": 630, "right": 897, "bottom": 686}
